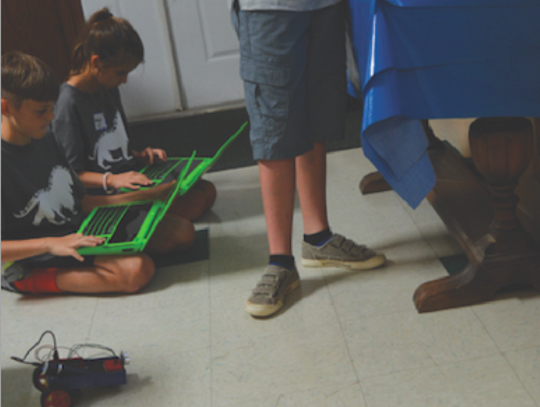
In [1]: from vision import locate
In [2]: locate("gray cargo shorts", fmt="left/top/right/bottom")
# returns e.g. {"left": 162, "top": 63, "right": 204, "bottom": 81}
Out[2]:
{"left": 231, "top": 2, "right": 347, "bottom": 160}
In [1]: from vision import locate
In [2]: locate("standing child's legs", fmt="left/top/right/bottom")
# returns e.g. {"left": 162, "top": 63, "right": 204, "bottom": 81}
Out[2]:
{"left": 237, "top": 8, "right": 315, "bottom": 318}
{"left": 259, "top": 158, "right": 296, "bottom": 256}
{"left": 258, "top": 142, "right": 332, "bottom": 254}
{"left": 240, "top": 4, "right": 386, "bottom": 318}
{"left": 296, "top": 142, "right": 329, "bottom": 235}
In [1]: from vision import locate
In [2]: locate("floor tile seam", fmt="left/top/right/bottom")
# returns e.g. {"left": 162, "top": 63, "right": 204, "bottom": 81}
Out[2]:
{"left": 205, "top": 254, "right": 214, "bottom": 407}
{"left": 395, "top": 197, "right": 469, "bottom": 258}
{"left": 336, "top": 308, "right": 414, "bottom": 326}
{"left": 355, "top": 351, "right": 518, "bottom": 385}
{"left": 207, "top": 281, "right": 257, "bottom": 295}
{"left": 500, "top": 347, "right": 540, "bottom": 407}
{"left": 357, "top": 364, "right": 432, "bottom": 384}
{"left": 502, "top": 344, "right": 540, "bottom": 354}
{"left": 320, "top": 265, "right": 371, "bottom": 407}
{"left": 206, "top": 264, "right": 269, "bottom": 278}
{"left": 402, "top": 207, "right": 443, "bottom": 260}
{"left": 210, "top": 319, "right": 348, "bottom": 355}
{"left": 134, "top": 343, "right": 212, "bottom": 359}
{"left": 85, "top": 298, "right": 100, "bottom": 342}
{"left": 353, "top": 344, "right": 506, "bottom": 378}
{"left": 425, "top": 349, "right": 512, "bottom": 369}
{"left": 91, "top": 302, "right": 213, "bottom": 320}
{"left": 210, "top": 379, "right": 362, "bottom": 407}
{"left": 332, "top": 291, "right": 370, "bottom": 406}
{"left": 470, "top": 306, "right": 507, "bottom": 354}
{"left": 344, "top": 330, "right": 508, "bottom": 383}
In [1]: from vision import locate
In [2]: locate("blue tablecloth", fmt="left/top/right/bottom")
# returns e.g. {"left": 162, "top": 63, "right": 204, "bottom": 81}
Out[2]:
{"left": 347, "top": 0, "right": 540, "bottom": 208}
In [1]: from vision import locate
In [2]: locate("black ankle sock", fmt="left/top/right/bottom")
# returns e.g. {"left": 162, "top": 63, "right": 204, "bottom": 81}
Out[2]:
{"left": 304, "top": 228, "right": 332, "bottom": 246}
{"left": 269, "top": 254, "right": 295, "bottom": 270}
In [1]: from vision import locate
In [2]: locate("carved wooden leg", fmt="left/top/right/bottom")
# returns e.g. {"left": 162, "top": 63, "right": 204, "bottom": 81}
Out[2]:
{"left": 414, "top": 117, "right": 540, "bottom": 313}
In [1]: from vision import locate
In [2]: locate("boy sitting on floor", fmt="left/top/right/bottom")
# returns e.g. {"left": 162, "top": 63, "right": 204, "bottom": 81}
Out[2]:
{"left": 1, "top": 51, "right": 194, "bottom": 295}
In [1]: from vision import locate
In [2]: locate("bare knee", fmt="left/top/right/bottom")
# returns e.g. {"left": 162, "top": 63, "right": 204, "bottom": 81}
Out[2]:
{"left": 115, "top": 255, "right": 155, "bottom": 293}
{"left": 173, "top": 217, "right": 196, "bottom": 250}
{"left": 146, "top": 216, "right": 195, "bottom": 254}
{"left": 199, "top": 179, "right": 217, "bottom": 209}
{"left": 167, "top": 180, "right": 216, "bottom": 220}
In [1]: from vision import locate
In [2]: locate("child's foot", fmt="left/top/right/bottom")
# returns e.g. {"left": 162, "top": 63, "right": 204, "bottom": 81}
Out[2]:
{"left": 1, "top": 262, "right": 31, "bottom": 293}
{"left": 301, "top": 233, "right": 386, "bottom": 270}
{"left": 246, "top": 264, "right": 300, "bottom": 318}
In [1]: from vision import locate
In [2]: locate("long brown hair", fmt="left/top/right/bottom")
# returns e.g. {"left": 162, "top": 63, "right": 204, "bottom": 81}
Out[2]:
{"left": 70, "top": 8, "right": 144, "bottom": 75}
{"left": 1, "top": 51, "right": 60, "bottom": 108}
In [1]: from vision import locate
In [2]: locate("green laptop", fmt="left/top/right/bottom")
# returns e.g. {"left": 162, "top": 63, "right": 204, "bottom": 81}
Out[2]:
{"left": 122, "top": 121, "right": 248, "bottom": 194}
{"left": 76, "top": 152, "right": 196, "bottom": 256}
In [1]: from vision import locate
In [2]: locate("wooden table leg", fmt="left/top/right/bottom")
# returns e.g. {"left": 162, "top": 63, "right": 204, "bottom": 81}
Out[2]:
{"left": 414, "top": 117, "right": 540, "bottom": 313}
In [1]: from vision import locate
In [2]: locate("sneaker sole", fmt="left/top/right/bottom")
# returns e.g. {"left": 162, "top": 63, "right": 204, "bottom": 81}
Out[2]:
{"left": 301, "top": 254, "right": 386, "bottom": 270}
{"left": 245, "top": 279, "right": 301, "bottom": 318}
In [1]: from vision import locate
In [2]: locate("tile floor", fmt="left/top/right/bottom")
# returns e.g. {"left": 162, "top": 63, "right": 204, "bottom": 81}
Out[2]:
{"left": 2, "top": 148, "right": 539, "bottom": 407}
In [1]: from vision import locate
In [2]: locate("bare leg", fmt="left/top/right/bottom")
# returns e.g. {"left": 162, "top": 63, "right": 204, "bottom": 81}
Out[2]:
{"left": 55, "top": 254, "right": 155, "bottom": 294}
{"left": 167, "top": 179, "right": 217, "bottom": 221}
{"left": 259, "top": 158, "right": 296, "bottom": 256}
{"left": 145, "top": 214, "right": 195, "bottom": 255}
{"left": 296, "top": 142, "right": 329, "bottom": 235}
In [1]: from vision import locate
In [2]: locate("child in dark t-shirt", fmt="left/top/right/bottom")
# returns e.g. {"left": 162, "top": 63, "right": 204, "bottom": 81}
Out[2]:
{"left": 1, "top": 52, "right": 195, "bottom": 295}
{"left": 52, "top": 7, "right": 216, "bottom": 222}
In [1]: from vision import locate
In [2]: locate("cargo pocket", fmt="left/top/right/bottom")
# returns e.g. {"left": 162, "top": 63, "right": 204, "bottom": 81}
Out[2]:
{"left": 241, "top": 58, "right": 291, "bottom": 119}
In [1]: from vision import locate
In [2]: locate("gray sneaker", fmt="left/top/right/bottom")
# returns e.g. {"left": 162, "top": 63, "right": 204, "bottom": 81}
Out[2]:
{"left": 1, "top": 262, "right": 31, "bottom": 292}
{"left": 246, "top": 264, "right": 300, "bottom": 317}
{"left": 302, "top": 234, "right": 386, "bottom": 270}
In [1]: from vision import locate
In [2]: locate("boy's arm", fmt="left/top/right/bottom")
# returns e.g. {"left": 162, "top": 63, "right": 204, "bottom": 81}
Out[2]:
{"left": 80, "top": 181, "right": 176, "bottom": 214}
{"left": 77, "top": 170, "right": 153, "bottom": 191}
{"left": 1, "top": 234, "right": 105, "bottom": 263}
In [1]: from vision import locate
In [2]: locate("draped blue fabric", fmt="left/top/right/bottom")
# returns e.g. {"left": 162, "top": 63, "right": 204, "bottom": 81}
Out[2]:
{"left": 347, "top": 0, "right": 540, "bottom": 208}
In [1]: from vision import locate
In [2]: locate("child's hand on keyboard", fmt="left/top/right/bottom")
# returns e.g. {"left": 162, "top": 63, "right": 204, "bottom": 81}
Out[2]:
{"left": 47, "top": 233, "right": 106, "bottom": 262}
{"left": 109, "top": 171, "right": 153, "bottom": 190}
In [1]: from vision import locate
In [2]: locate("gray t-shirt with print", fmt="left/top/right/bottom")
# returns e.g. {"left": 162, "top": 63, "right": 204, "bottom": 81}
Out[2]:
{"left": 52, "top": 83, "right": 138, "bottom": 175}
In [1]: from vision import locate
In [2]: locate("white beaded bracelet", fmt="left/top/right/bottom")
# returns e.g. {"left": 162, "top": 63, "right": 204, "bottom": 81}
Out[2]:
{"left": 102, "top": 172, "right": 114, "bottom": 194}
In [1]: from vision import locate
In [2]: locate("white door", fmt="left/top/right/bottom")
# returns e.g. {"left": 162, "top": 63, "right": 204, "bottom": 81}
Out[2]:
{"left": 165, "top": 0, "right": 244, "bottom": 110}
{"left": 81, "top": 0, "right": 244, "bottom": 118}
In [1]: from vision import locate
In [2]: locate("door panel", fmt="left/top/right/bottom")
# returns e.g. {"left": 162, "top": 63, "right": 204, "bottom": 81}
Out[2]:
{"left": 166, "top": 0, "right": 244, "bottom": 109}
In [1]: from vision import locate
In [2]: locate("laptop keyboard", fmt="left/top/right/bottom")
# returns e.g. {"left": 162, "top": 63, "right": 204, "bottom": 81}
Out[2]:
{"left": 109, "top": 204, "right": 153, "bottom": 243}
{"left": 143, "top": 160, "right": 180, "bottom": 180}
{"left": 82, "top": 204, "right": 154, "bottom": 244}
{"left": 82, "top": 206, "right": 127, "bottom": 236}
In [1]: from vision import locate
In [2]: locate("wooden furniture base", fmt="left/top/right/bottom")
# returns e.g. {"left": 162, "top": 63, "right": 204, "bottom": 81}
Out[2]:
{"left": 414, "top": 249, "right": 540, "bottom": 312}
{"left": 414, "top": 118, "right": 540, "bottom": 312}
{"left": 359, "top": 117, "right": 540, "bottom": 312}
{"left": 359, "top": 171, "right": 391, "bottom": 194}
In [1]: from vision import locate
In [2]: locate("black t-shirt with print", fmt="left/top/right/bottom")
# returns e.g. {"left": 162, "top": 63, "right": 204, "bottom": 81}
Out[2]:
{"left": 52, "top": 83, "right": 139, "bottom": 174}
{"left": 1, "top": 132, "right": 86, "bottom": 241}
